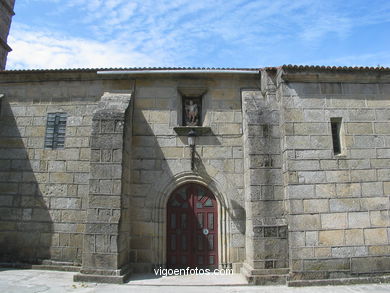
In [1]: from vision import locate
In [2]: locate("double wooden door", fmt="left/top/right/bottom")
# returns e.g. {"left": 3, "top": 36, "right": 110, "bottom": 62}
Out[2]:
{"left": 166, "top": 183, "right": 218, "bottom": 269}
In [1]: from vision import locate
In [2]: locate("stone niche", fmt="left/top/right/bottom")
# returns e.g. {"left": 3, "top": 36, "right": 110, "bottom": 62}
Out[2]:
{"left": 178, "top": 87, "right": 207, "bottom": 126}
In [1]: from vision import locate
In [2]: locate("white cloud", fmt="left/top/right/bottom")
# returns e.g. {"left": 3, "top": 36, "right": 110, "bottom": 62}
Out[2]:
{"left": 303, "top": 52, "right": 390, "bottom": 68}
{"left": 6, "top": 26, "right": 167, "bottom": 69}
{"left": 7, "top": 0, "right": 390, "bottom": 69}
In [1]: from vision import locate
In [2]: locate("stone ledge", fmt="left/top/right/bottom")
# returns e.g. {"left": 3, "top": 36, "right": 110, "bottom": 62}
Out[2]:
{"left": 173, "top": 126, "right": 212, "bottom": 136}
{"left": 0, "top": 262, "right": 81, "bottom": 272}
{"left": 288, "top": 275, "right": 390, "bottom": 287}
{"left": 74, "top": 265, "right": 131, "bottom": 284}
{"left": 241, "top": 262, "right": 288, "bottom": 285}
{"left": 73, "top": 271, "right": 131, "bottom": 284}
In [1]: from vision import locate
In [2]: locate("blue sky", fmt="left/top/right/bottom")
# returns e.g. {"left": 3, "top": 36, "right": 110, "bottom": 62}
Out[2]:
{"left": 6, "top": 0, "right": 390, "bottom": 69}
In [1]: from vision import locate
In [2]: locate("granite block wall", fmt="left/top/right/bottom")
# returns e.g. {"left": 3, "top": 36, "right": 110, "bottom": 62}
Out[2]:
{"left": 0, "top": 72, "right": 127, "bottom": 265}
{"left": 241, "top": 70, "right": 288, "bottom": 284}
{"left": 129, "top": 75, "right": 257, "bottom": 273}
{"left": 75, "top": 91, "right": 132, "bottom": 282}
{"left": 280, "top": 70, "right": 390, "bottom": 281}
{"left": 0, "top": 0, "right": 15, "bottom": 69}
{"left": 2, "top": 67, "right": 390, "bottom": 285}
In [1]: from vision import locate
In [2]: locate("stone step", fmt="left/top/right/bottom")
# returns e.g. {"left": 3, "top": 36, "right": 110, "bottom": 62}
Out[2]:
{"left": 0, "top": 262, "right": 81, "bottom": 272}
{"left": 246, "top": 268, "right": 290, "bottom": 276}
{"left": 247, "top": 274, "right": 288, "bottom": 285}
{"left": 288, "top": 275, "right": 390, "bottom": 287}
{"left": 240, "top": 263, "right": 289, "bottom": 285}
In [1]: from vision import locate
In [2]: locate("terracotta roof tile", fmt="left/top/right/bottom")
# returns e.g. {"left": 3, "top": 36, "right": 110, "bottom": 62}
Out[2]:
{"left": 281, "top": 64, "right": 390, "bottom": 72}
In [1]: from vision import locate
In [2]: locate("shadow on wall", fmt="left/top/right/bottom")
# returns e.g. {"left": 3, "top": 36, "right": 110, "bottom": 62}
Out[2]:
{"left": 0, "top": 100, "right": 52, "bottom": 264}
{"left": 129, "top": 105, "right": 247, "bottom": 272}
{"left": 194, "top": 152, "right": 246, "bottom": 234}
{"left": 128, "top": 108, "right": 175, "bottom": 273}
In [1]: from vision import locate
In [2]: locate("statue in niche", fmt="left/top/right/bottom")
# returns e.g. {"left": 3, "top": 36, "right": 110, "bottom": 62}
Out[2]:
{"left": 184, "top": 98, "right": 200, "bottom": 126}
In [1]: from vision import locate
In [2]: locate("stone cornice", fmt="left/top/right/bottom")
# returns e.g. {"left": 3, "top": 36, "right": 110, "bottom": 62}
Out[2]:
{"left": 280, "top": 71, "right": 390, "bottom": 83}
{"left": 0, "top": 0, "right": 15, "bottom": 15}
{"left": 279, "top": 65, "right": 390, "bottom": 83}
{"left": 0, "top": 37, "right": 12, "bottom": 52}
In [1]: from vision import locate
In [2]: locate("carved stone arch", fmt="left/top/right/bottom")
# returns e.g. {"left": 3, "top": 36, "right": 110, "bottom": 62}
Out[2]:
{"left": 151, "top": 165, "right": 244, "bottom": 269}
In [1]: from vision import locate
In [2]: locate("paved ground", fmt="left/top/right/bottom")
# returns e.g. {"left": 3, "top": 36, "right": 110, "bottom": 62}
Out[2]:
{"left": 1, "top": 268, "right": 390, "bottom": 293}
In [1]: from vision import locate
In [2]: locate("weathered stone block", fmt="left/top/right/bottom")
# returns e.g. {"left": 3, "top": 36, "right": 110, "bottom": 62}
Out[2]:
{"left": 361, "top": 197, "right": 389, "bottom": 210}
{"left": 92, "top": 134, "right": 122, "bottom": 149}
{"left": 51, "top": 198, "right": 81, "bottom": 209}
{"left": 289, "top": 214, "right": 320, "bottom": 231}
{"left": 66, "top": 137, "right": 90, "bottom": 148}
{"left": 285, "top": 136, "right": 311, "bottom": 149}
{"left": 332, "top": 246, "right": 367, "bottom": 258}
{"left": 305, "top": 231, "right": 318, "bottom": 246}
{"left": 303, "top": 199, "right": 328, "bottom": 213}
{"left": 348, "top": 212, "right": 370, "bottom": 228}
{"left": 287, "top": 160, "right": 320, "bottom": 171}
{"left": 378, "top": 169, "right": 390, "bottom": 181}
{"left": 319, "top": 230, "right": 344, "bottom": 246}
{"left": 321, "top": 213, "right": 347, "bottom": 229}
{"left": 350, "top": 170, "right": 376, "bottom": 182}
{"left": 49, "top": 173, "right": 73, "bottom": 183}
{"left": 336, "top": 183, "right": 361, "bottom": 197}
{"left": 47, "top": 161, "right": 65, "bottom": 172}
{"left": 330, "top": 198, "right": 360, "bottom": 212}
{"left": 57, "top": 149, "right": 80, "bottom": 160}
{"left": 370, "top": 210, "right": 389, "bottom": 227}
{"left": 320, "top": 83, "right": 342, "bottom": 94}
{"left": 315, "top": 184, "right": 336, "bottom": 198}
{"left": 351, "top": 256, "right": 390, "bottom": 273}
{"left": 294, "top": 123, "right": 327, "bottom": 135}
{"left": 90, "top": 164, "right": 121, "bottom": 180}
{"left": 304, "top": 258, "right": 350, "bottom": 271}
{"left": 325, "top": 171, "right": 350, "bottom": 183}
{"left": 377, "top": 149, "right": 390, "bottom": 158}
{"left": 66, "top": 161, "right": 90, "bottom": 172}
{"left": 346, "top": 122, "right": 373, "bottom": 135}
{"left": 345, "top": 229, "right": 364, "bottom": 245}
{"left": 368, "top": 245, "right": 390, "bottom": 255}
{"left": 364, "top": 228, "right": 388, "bottom": 245}
{"left": 297, "top": 171, "right": 326, "bottom": 184}
{"left": 288, "top": 185, "right": 314, "bottom": 199}
{"left": 329, "top": 98, "right": 366, "bottom": 108}
{"left": 295, "top": 150, "right": 332, "bottom": 159}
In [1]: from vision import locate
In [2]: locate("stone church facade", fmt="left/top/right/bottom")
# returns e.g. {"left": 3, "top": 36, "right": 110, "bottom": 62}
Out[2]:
{"left": 0, "top": 66, "right": 389, "bottom": 285}
{"left": 0, "top": 0, "right": 15, "bottom": 70}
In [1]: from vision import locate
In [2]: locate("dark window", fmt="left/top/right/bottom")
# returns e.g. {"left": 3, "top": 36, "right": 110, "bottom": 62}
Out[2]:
{"left": 331, "top": 118, "right": 342, "bottom": 155}
{"left": 262, "top": 124, "right": 269, "bottom": 137}
{"left": 45, "top": 112, "right": 67, "bottom": 149}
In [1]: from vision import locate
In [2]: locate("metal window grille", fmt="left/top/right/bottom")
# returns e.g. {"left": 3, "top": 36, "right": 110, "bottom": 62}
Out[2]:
{"left": 44, "top": 112, "right": 67, "bottom": 149}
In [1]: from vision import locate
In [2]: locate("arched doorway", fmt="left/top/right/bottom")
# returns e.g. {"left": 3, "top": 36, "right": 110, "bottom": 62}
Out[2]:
{"left": 166, "top": 183, "right": 218, "bottom": 269}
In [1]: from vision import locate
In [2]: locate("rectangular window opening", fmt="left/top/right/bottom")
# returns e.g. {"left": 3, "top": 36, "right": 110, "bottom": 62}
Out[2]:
{"left": 45, "top": 112, "right": 67, "bottom": 149}
{"left": 331, "top": 118, "right": 342, "bottom": 155}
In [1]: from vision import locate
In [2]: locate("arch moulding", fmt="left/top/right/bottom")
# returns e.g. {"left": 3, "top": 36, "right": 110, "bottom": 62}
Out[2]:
{"left": 151, "top": 170, "right": 241, "bottom": 269}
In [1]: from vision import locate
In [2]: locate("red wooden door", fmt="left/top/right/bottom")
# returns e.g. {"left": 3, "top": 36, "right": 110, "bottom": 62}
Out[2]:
{"left": 167, "top": 183, "right": 218, "bottom": 269}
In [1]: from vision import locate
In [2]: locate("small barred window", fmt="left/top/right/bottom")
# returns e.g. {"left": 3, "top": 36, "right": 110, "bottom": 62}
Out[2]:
{"left": 44, "top": 112, "right": 67, "bottom": 149}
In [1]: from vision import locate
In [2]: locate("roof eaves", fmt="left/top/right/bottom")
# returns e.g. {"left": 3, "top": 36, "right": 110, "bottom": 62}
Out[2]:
{"left": 282, "top": 64, "right": 390, "bottom": 72}
{"left": 1, "top": 67, "right": 260, "bottom": 73}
